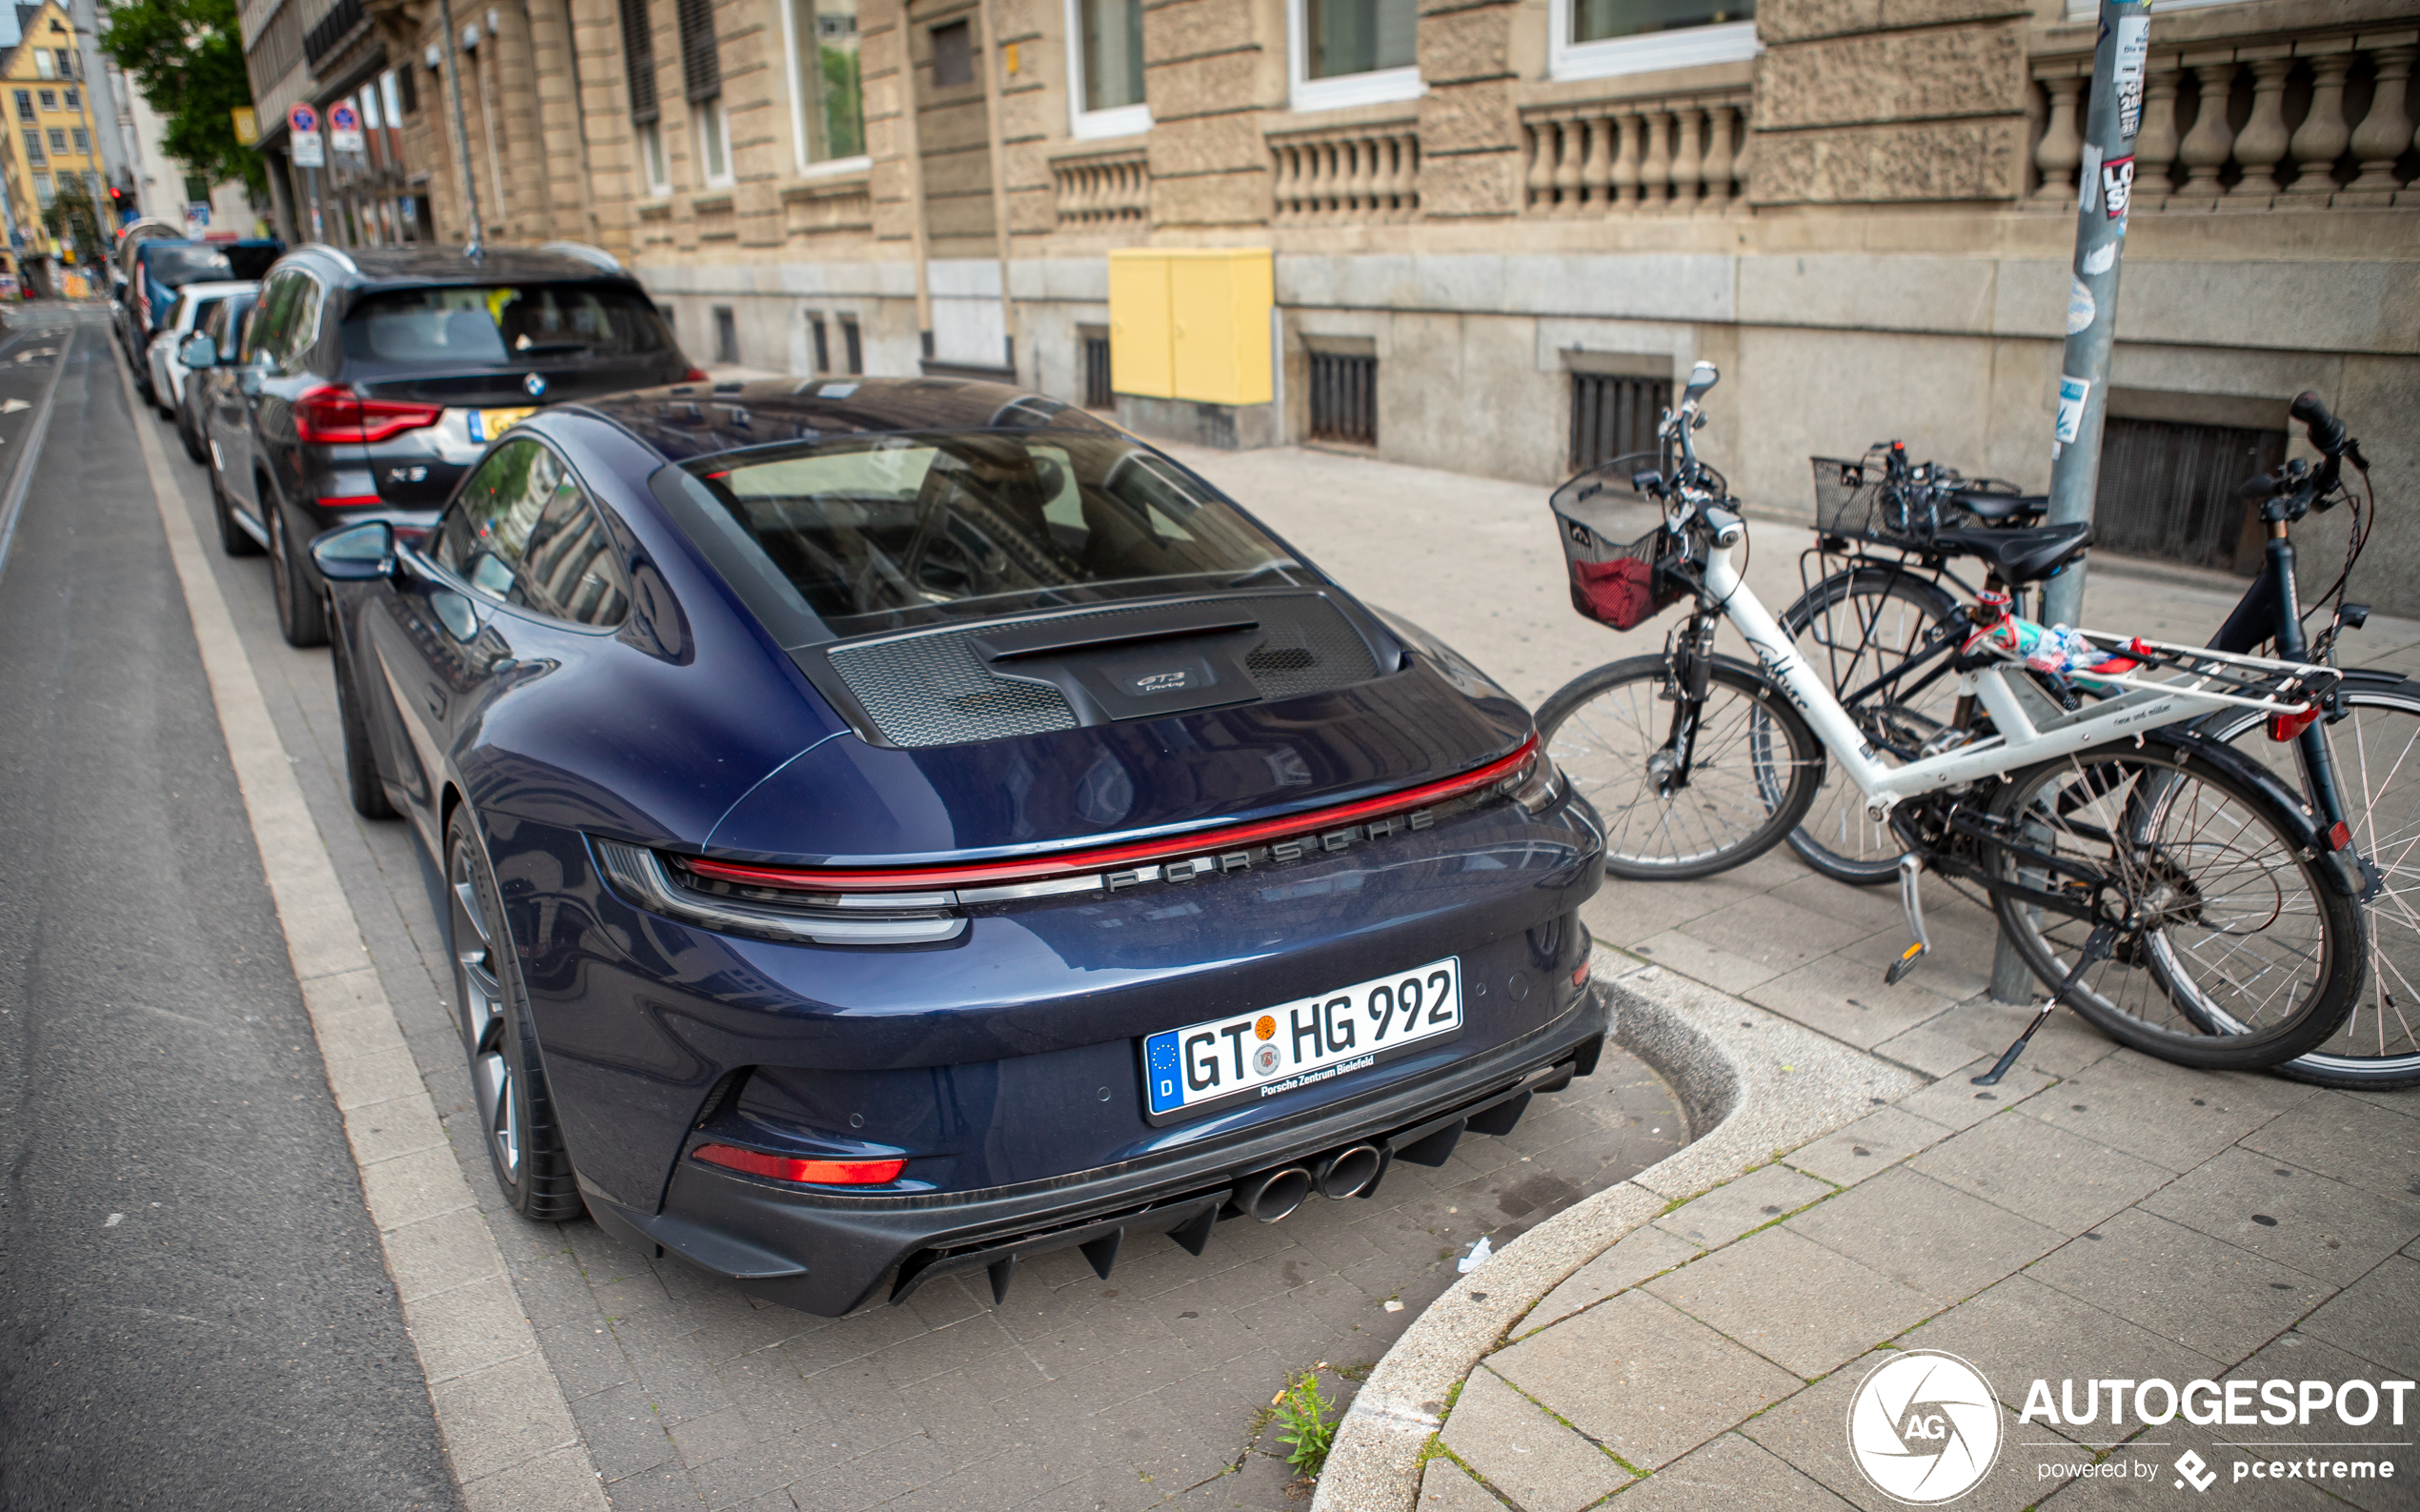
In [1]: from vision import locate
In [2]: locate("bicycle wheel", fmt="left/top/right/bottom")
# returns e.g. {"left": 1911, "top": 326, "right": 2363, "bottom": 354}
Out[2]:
{"left": 2195, "top": 676, "right": 2420, "bottom": 1089}
{"left": 1778, "top": 567, "right": 1962, "bottom": 884}
{"left": 1987, "top": 733, "right": 2364, "bottom": 1071}
{"left": 1539, "top": 653, "right": 1825, "bottom": 881}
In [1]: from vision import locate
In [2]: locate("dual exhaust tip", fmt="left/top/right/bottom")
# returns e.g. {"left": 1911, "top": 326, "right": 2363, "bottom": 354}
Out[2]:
{"left": 1233, "top": 1143, "right": 1383, "bottom": 1223}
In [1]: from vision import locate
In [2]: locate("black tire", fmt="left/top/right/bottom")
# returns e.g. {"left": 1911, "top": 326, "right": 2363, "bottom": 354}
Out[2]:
{"left": 2194, "top": 676, "right": 2420, "bottom": 1090}
{"left": 266, "top": 493, "right": 328, "bottom": 647}
{"left": 1778, "top": 568, "right": 1963, "bottom": 885}
{"left": 446, "top": 809, "right": 583, "bottom": 1220}
{"left": 1987, "top": 733, "right": 2364, "bottom": 1072}
{"left": 177, "top": 397, "right": 209, "bottom": 463}
{"left": 1539, "top": 653, "right": 1826, "bottom": 881}
{"left": 210, "top": 468, "right": 263, "bottom": 556}
{"left": 332, "top": 634, "right": 398, "bottom": 819}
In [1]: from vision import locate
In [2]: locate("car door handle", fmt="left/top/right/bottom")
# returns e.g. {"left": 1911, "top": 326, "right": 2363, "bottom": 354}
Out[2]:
{"left": 424, "top": 689, "right": 447, "bottom": 718}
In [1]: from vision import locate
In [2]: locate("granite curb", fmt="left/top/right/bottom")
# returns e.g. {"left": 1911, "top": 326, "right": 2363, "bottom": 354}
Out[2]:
{"left": 1310, "top": 949, "right": 1924, "bottom": 1512}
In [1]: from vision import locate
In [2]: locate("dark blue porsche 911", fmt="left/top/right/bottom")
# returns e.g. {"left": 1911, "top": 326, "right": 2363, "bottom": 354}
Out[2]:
{"left": 309, "top": 377, "right": 1607, "bottom": 1316}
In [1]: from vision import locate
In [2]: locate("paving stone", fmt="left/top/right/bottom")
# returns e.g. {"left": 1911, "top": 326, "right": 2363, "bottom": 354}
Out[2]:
{"left": 2027, "top": 1208, "right": 2335, "bottom": 1365}
{"left": 1610, "top": 1430, "right": 1856, "bottom": 1510}
{"left": 1523, "top": 1222, "right": 1701, "bottom": 1333}
{"left": 1897, "top": 1060, "right": 2058, "bottom": 1132}
{"left": 1645, "top": 1225, "right": 1936, "bottom": 1378}
{"left": 2021, "top": 1053, "right": 2315, "bottom": 1174}
{"left": 1874, "top": 994, "right": 2124, "bottom": 1080}
{"left": 1908, "top": 1271, "right": 2226, "bottom": 1409}
{"left": 1652, "top": 1163, "right": 1838, "bottom": 1250}
{"left": 685, "top": 1430, "right": 830, "bottom": 1511}
{"left": 1745, "top": 952, "right": 1961, "bottom": 1051}
{"left": 537, "top": 1318, "right": 640, "bottom": 1401}
{"left": 1170, "top": 1449, "right": 1301, "bottom": 1511}
{"left": 1769, "top": 872, "right": 1912, "bottom": 934}
{"left": 1684, "top": 895, "right": 1879, "bottom": 980}
{"left": 603, "top": 1462, "right": 711, "bottom": 1511}
{"left": 2229, "top": 1332, "right": 2420, "bottom": 1512}
{"left": 670, "top": 1407, "right": 765, "bottom": 1471}
{"left": 2136, "top": 1146, "right": 2420, "bottom": 1289}
{"left": 1788, "top": 1166, "right": 2067, "bottom": 1306}
{"left": 1414, "top": 1456, "right": 1505, "bottom": 1511}
{"left": 1440, "top": 1366, "right": 1628, "bottom": 1511}
{"left": 573, "top": 1380, "right": 678, "bottom": 1483}
{"left": 1786, "top": 1106, "right": 1955, "bottom": 1190}
{"left": 1629, "top": 929, "right": 1788, "bottom": 995}
{"left": 2295, "top": 1253, "right": 2420, "bottom": 1380}
{"left": 1742, "top": 1350, "right": 2097, "bottom": 1512}
{"left": 2081, "top": 1420, "right": 2349, "bottom": 1509}
{"left": 1909, "top": 1109, "right": 2174, "bottom": 1232}
{"left": 2239, "top": 1095, "right": 2420, "bottom": 1207}
{"left": 1489, "top": 1289, "right": 1802, "bottom": 1471}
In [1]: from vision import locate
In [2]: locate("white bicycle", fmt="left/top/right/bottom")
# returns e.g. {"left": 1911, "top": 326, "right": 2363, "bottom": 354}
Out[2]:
{"left": 1540, "top": 362, "right": 2368, "bottom": 1079}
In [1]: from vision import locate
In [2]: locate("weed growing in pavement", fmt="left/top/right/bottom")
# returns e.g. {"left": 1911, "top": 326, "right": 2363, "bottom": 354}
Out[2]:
{"left": 1272, "top": 1368, "right": 1340, "bottom": 1477}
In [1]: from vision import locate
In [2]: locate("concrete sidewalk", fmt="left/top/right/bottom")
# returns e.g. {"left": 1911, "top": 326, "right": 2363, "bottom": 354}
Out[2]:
{"left": 1174, "top": 445, "right": 2420, "bottom": 1512}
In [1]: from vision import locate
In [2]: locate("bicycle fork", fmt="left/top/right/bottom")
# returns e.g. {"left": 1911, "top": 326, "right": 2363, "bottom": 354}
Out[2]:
{"left": 1650, "top": 616, "right": 1720, "bottom": 796}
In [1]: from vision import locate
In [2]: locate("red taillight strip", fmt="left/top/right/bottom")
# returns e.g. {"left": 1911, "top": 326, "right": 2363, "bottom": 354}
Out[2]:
{"left": 683, "top": 736, "right": 1540, "bottom": 895}
{"left": 692, "top": 1142, "right": 905, "bottom": 1185}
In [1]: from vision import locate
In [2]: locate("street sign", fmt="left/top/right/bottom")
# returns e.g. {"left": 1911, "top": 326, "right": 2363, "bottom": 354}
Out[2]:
{"left": 289, "top": 102, "right": 325, "bottom": 166}
{"left": 288, "top": 103, "right": 318, "bottom": 133}
{"left": 232, "top": 106, "right": 258, "bottom": 146}
{"left": 328, "top": 101, "right": 363, "bottom": 155}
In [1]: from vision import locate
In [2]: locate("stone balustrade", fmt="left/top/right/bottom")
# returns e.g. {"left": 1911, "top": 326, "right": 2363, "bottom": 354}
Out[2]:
{"left": 2031, "top": 27, "right": 2417, "bottom": 210}
{"left": 1521, "top": 89, "right": 1751, "bottom": 215}
{"left": 1268, "top": 120, "right": 1422, "bottom": 224}
{"left": 1051, "top": 149, "right": 1150, "bottom": 228}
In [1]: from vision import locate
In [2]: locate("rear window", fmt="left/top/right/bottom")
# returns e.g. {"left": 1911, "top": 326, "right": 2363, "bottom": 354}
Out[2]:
{"left": 664, "top": 429, "right": 1306, "bottom": 636}
{"left": 339, "top": 284, "right": 672, "bottom": 366}
{"left": 142, "top": 246, "right": 234, "bottom": 287}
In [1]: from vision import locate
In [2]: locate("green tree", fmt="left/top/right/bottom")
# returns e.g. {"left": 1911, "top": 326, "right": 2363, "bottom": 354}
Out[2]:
{"left": 43, "top": 173, "right": 103, "bottom": 265}
{"left": 97, "top": 0, "right": 265, "bottom": 196}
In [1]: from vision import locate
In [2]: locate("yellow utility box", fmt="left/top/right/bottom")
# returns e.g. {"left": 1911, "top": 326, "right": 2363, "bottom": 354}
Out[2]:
{"left": 1106, "top": 248, "right": 1273, "bottom": 407}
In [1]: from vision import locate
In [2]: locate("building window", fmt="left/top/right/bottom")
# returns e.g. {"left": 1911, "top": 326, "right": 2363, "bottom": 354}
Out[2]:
{"left": 620, "top": 0, "right": 659, "bottom": 119}
{"left": 787, "top": 0, "right": 864, "bottom": 169}
{"left": 1080, "top": 327, "right": 1112, "bottom": 408}
{"left": 32, "top": 51, "right": 52, "bottom": 80}
{"left": 1568, "top": 372, "right": 1670, "bottom": 473}
{"left": 52, "top": 50, "right": 72, "bottom": 79}
{"left": 638, "top": 119, "right": 671, "bottom": 192}
{"left": 1307, "top": 349, "right": 1378, "bottom": 444}
{"left": 392, "top": 64, "right": 414, "bottom": 117}
{"left": 712, "top": 305, "right": 737, "bottom": 363}
{"left": 185, "top": 172, "right": 209, "bottom": 201}
{"left": 47, "top": 129, "right": 66, "bottom": 154}
{"left": 71, "top": 127, "right": 87, "bottom": 154}
{"left": 930, "top": 18, "right": 972, "bottom": 88}
{"left": 36, "top": 89, "right": 55, "bottom": 111}
{"left": 62, "top": 87, "right": 77, "bottom": 111}
{"left": 838, "top": 313, "right": 861, "bottom": 374}
{"left": 32, "top": 172, "right": 50, "bottom": 205}
{"left": 676, "top": 0, "right": 721, "bottom": 101}
{"left": 695, "top": 97, "right": 733, "bottom": 186}
{"left": 1066, "top": 0, "right": 1146, "bottom": 138}
{"left": 1550, "top": 0, "right": 1757, "bottom": 80}
{"left": 806, "top": 311, "right": 829, "bottom": 371}
{"left": 12, "top": 91, "right": 30, "bottom": 122}
{"left": 1288, "top": 0, "right": 1420, "bottom": 111}
{"left": 21, "top": 130, "right": 42, "bottom": 164}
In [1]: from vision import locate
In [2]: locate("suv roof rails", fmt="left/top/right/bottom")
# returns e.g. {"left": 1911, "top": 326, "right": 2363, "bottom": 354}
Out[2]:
{"left": 536, "top": 240, "right": 625, "bottom": 274}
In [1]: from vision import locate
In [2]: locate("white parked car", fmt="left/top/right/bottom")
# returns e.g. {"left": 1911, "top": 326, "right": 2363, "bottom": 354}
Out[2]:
{"left": 144, "top": 279, "right": 257, "bottom": 421}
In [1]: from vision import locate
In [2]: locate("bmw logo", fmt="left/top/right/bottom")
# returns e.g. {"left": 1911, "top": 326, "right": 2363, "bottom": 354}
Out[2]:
{"left": 523, "top": 372, "right": 547, "bottom": 398}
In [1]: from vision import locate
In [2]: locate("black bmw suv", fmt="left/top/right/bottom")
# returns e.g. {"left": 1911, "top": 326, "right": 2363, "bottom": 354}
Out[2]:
{"left": 191, "top": 243, "right": 702, "bottom": 646}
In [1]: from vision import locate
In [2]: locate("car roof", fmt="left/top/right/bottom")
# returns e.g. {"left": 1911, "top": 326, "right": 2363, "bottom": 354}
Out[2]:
{"left": 171, "top": 279, "right": 259, "bottom": 297}
{"left": 279, "top": 243, "right": 640, "bottom": 291}
{"left": 568, "top": 377, "right": 1117, "bottom": 465}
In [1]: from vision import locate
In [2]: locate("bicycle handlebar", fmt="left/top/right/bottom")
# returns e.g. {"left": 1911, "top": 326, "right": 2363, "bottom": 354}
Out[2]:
{"left": 2290, "top": 392, "right": 2347, "bottom": 457}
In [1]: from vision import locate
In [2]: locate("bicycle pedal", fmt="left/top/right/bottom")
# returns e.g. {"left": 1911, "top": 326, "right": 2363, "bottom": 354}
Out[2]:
{"left": 1883, "top": 940, "right": 1928, "bottom": 986}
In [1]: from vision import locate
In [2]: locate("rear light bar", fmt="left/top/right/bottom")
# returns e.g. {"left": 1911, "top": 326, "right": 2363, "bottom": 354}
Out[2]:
{"left": 683, "top": 737, "right": 1544, "bottom": 896}
{"left": 590, "top": 838, "right": 965, "bottom": 946}
{"left": 294, "top": 385, "right": 445, "bottom": 445}
{"left": 692, "top": 1142, "right": 904, "bottom": 1186}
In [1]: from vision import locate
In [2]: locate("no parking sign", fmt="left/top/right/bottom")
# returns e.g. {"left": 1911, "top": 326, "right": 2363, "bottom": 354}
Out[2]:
{"left": 289, "top": 102, "right": 324, "bottom": 167}
{"left": 329, "top": 101, "right": 363, "bottom": 155}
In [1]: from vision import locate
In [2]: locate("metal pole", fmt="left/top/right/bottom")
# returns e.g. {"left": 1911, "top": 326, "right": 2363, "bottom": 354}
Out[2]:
{"left": 437, "top": 0, "right": 486, "bottom": 253}
{"left": 974, "top": 0, "right": 1017, "bottom": 376}
{"left": 308, "top": 164, "right": 323, "bottom": 241}
{"left": 1988, "top": 0, "right": 2150, "bottom": 1004}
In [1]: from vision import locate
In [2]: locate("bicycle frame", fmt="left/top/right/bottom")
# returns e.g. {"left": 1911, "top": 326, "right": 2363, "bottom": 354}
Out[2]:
{"left": 1693, "top": 529, "right": 2333, "bottom": 819}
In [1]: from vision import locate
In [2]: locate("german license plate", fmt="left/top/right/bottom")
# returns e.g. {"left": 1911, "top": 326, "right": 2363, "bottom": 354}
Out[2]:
{"left": 470, "top": 407, "right": 535, "bottom": 443}
{"left": 1142, "top": 957, "right": 1462, "bottom": 1120}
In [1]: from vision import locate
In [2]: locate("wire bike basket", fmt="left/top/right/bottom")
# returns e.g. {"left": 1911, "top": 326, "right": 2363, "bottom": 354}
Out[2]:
{"left": 1812, "top": 452, "right": 2035, "bottom": 548}
{"left": 1550, "top": 452, "right": 1704, "bottom": 632}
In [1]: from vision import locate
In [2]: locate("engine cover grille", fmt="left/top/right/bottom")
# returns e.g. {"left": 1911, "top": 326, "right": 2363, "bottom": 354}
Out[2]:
{"left": 823, "top": 594, "right": 1382, "bottom": 749}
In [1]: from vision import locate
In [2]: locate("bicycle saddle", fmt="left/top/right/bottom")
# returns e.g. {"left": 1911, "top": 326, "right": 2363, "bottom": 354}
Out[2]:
{"left": 1950, "top": 490, "right": 2047, "bottom": 524}
{"left": 1929, "top": 521, "right": 2092, "bottom": 583}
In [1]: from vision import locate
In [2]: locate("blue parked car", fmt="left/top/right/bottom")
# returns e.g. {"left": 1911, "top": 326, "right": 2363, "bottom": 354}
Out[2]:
{"left": 310, "top": 377, "right": 1608, "bottom": 1316}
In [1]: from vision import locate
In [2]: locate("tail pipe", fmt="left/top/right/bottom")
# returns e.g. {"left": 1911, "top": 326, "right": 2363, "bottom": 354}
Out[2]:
{"left": 1315, "top": 1144, "right": 1383, "bottom": 1200}
{"left": 1232, "top": 1164, "right": 1314, "bottom": 1223}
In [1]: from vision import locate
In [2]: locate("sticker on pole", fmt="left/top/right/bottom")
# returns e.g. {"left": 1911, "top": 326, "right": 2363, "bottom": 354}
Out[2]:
{"left": 2099, "top": 155, "right": 2135, "bottom": 222}
{"left": 2066, "top": 278, "right": 2096, "bottom": 335}
{"left": 328, "top": 102, "right": 364, "bottom": 155}
{"left": 2113, "top": 15, "right": 2151, "bottom": 140}
{"left": 2055, "top": 375, "right": 2091, "bottom": 445}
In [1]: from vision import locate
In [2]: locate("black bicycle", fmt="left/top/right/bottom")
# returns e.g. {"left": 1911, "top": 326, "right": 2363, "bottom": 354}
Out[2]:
{"left": 1775, "top": 396, "right": 2416, "bottom": 1089}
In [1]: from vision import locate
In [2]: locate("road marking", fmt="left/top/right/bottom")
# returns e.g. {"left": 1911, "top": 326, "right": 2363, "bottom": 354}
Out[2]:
{"left": 111, "top": 337, "right": 609, "bottom": 1512}
{"left": 0, "top": 324, "right": 73, "bottom": 588}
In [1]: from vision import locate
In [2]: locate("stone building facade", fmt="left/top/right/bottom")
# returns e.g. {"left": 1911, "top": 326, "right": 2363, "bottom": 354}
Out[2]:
{"left": 253, "top": 0, "right": 2420, "bottom": 606}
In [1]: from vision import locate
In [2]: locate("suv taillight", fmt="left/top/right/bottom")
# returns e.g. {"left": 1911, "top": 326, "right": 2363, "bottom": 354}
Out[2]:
{"left": 293, "top": 385, "right": 444, "bottom": 445}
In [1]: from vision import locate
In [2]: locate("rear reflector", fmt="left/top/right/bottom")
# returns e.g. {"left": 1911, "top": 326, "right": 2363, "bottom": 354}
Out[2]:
{"left": 2269, "top": 706, "right": 2325, "bottom": 742}
{"left": 683, "top": 736, "right": 1542, "bottom": 895}
{"left": 316, "top": 495, "right": 384, "bottom": 510}
{"left": 691, "top": 1142, "right": 904, "bottom": 1185}
{"left": 2325, "top": 820, "right": 2351, "bottom": 853}
{"left": 1572, "top": 960, "right": 1590, "bottom": 987}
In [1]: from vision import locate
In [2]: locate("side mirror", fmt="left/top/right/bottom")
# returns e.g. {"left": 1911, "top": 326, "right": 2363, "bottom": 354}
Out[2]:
{"left": 180, "top": 332, "right": 215, "bottom": 369}
{"left": 1683, "top": 360, "right": 1720, "bottom": 403}
{"left": 310, "top": 520, "right": 395, "bottom": 581}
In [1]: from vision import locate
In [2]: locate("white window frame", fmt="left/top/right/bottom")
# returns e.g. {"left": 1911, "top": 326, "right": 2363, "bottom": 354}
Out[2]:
{"left": 778, "top": 0, "right": 872, "bottom": 176}
{"left": 1064, "top": 0, "right": 1150, "bottom": 140}
{"left": 1546, "top": 0, "right": 1759, "bottom": 83}
{"left": 638, "top": 118, "right": 673, "bottom": 195}
{"left": 1286, "top": 0, "right": 1422, "bottom": 113}
{"left": 695, "top": 97, "right": 736, "bottom": 188}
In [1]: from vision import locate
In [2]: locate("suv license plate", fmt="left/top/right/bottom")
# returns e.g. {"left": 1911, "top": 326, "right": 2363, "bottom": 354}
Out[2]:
{"left": 470, "top": 407, "right": 535, "bottom": 443}
{"left": 1142, "top": 957, "right": 1462, "bottom": 1121}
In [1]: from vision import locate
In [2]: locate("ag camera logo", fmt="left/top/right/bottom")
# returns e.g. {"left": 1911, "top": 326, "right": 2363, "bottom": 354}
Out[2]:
{"left": 1848, "top": 1351, "right": 2003, "bottom": 1504}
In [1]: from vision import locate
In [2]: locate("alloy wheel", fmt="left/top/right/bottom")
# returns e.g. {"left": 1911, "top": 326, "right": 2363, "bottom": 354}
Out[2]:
{"left": 448, "top": 839, "right": 522, "bottom": 1187}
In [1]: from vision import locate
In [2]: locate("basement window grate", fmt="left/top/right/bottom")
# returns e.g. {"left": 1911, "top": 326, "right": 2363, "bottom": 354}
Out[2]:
{"left": 1569, "top": 373, "right": 1670, "bottom": 474}
{"left": 1081, "top": 333, "right": 1111, "bottom": 409}
{"left": 713, "top": 306, "right": 738, "bottom": 365}
{"left": 2096, "top": 415, "right": 2286, "bottom": 574}
{"left": 1307, "top": 352, "right": 1376, "bottom": 446}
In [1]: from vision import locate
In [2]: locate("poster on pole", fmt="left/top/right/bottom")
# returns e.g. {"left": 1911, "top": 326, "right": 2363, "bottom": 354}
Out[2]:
{"left": 288, "top": 103, "right": 325, "bottom": 168}
{"left": 328, "top": 101, "right": 364, "bottom": 155}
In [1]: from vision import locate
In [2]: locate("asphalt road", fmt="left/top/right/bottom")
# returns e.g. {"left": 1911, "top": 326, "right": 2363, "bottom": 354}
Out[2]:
{"left": 0, "top": 308, "right": 457, "bottom": 1511}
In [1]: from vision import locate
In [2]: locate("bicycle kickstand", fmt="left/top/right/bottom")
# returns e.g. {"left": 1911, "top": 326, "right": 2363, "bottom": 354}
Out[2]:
{"left": 1884, "top": 854, "right": 1930, "bottom": 986}
{"left": 1972, "top": 923, "right": 2117, "bottom": 1087}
